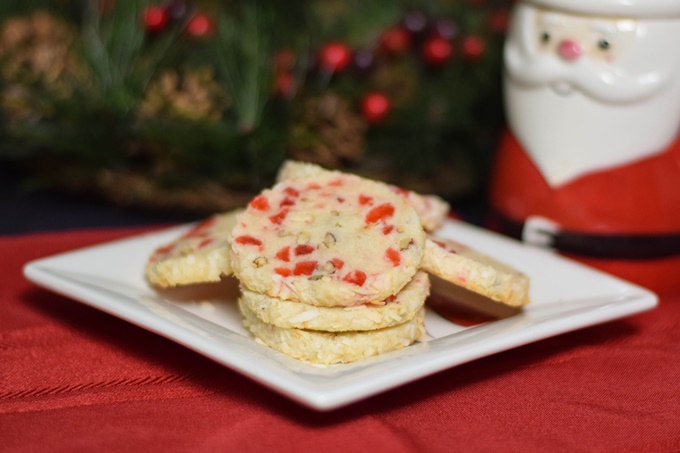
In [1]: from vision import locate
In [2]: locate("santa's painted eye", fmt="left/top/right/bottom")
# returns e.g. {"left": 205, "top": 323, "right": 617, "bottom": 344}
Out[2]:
{"left": 540, "top": 31, "right": 551, "bottom": 43}
{"left": 598, "top": 39, "right": 611, "bottom": 50}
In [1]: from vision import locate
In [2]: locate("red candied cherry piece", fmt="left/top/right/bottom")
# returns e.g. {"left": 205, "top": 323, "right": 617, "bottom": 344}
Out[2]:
{"left": 198, "top": 238, "right": 215, "bottom": 248}
{"left": 280, "top": 197, "right": 296, "bottom": 207}
{"left": 331, "top": 258, "right": 345, "bottom": 270}
{"left": 389, "top": 185, "right": 409, "bottom": 197}
{"left": 385, "top": 247, "right": 401, "bottom": 267}
{"left": 382, "top": 225, "right": 394, "bottom": 235}
{"left": 249, "top": 195, "right": 270, "bottom": 211}
{"left": 184, "top": 232, "right": 210, "bottom": 242}
{"left": 195, "top": 216, "right": 218, "bottom": 230}
{"left": 183, "top": 217, "right": 217, "bottom": 238}
{"left": 183, "top": 230, "right": 208, "bottom": 239}
{"left": 235, "top": 235, "right": 262, "bottom": 246}
{"left": 275, "top": 267, "right": 292, "bottom": 277}
{"left": 149, "top": 247, "right": 172, "bottom": 262}
{"left": 284, "top": 187, "right": 300, "bottom": 197}
{"left": 365, "top": 203, "right": 395, "bottom": 224}
{"left": 269, "top": 208, "right": 289, "bottom": 225}
{"left": 295, "top": 244, "right": 315, "bottom": 256}
{"left": 359, "top": 194, "right": 373, "bottom": 205}
{"left": 342, "top": 270, "right": 367, "bottom": 287}
{"left": 433, "top": 240, "right": 456, "bottom": 253}
{"left": 293, "top": 261, "right": 318, "bottom": 276}
{"left": 154, "top": 244, "right": 174, "bottom": 256}
{"left": 276, "top": 246, "right": 291, "bottom": 262}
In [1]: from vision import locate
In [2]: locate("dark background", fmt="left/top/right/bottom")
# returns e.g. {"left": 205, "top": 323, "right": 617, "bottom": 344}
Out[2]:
{"left": 0, "top": 162, "right": 197, "bottom": 234}
{"left": 1, "top": 161, "right": 488, "bottom": 235}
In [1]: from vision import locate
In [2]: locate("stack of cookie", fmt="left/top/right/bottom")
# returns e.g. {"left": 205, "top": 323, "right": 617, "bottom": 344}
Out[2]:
{"left": 229, "top": 171, "right": 431, "bottom": 364}
{"left": 145, "top": 160, "right": 530, "bottom": 365}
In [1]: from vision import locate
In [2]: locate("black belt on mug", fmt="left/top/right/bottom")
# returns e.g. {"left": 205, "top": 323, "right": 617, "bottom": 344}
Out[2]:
{"left": 491, "top": 211, "right": 680, "bottom": 260}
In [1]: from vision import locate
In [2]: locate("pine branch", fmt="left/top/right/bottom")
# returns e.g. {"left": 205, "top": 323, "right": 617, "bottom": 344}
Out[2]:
{"left": 212, "top": 2, "right": 273, "bottom": 134}
{"left": 80, "top": 0, "right": 177, "bottom": 111}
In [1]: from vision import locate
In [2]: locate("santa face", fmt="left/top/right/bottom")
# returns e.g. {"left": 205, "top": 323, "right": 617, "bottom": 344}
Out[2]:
{"left": 504, "top": 4, "right": 680, "bottom": 186}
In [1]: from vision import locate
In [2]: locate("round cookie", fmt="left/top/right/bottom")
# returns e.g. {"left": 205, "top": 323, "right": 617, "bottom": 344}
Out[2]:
{"left": 240, "top": 271, "right": 429, "bottom": 331}
{"left": 421, "top": 235, "right": 530, "bottom": 307}
{"left": 277, "top": 160, "right": 449, "bottom": 232}
{"left": 229, "top": 173, "right": 425, "bottom": 307}
{"left": 239, "top": 300, "right": 426, "bottom": 364}
{"left": 146, "top": 209, "right": 243, "bottom": 288}
{"left": 395, "top": 186, "right": 449, "bottom": 233}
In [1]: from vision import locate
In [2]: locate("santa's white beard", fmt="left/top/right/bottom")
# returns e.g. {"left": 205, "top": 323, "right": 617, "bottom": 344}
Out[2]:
{"left": 505, "top": 80, "right": 680, "bottom": 187}
{"left": 504, "top": 37, "right": 680, "bottom": 187}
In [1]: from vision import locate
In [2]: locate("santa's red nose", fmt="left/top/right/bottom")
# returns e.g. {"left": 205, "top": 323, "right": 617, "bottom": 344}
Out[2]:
{"left": 558, "top": 39, "right": 581, "bottom": 61}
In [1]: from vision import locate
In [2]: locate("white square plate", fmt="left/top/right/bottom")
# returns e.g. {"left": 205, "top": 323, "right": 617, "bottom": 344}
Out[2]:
{"left": 23, "top": 219, "right": 657, "bottom": 410}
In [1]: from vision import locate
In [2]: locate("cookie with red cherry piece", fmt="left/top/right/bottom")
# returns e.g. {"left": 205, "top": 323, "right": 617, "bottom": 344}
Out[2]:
{"left": 145, "top": 209, "right": 243, "bottom": 288}
{"left": 239, "top": 300, "right": 426, "bottom": 364}
{"left": 276, "top": 160, "right": 449, "bottom": 232}
{"left": 239, "top": 271, "right": 429, "bottom": 332}
{"left": 421, "top": 235, "right": 530, "bottom": 307}
{"left": 229, "top": 173, "right": 426, "bottom": 307}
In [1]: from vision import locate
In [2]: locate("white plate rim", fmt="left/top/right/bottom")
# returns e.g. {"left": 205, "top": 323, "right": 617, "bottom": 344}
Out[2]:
{"left": 23, "top": 219, "right": 658, "bottom": 410}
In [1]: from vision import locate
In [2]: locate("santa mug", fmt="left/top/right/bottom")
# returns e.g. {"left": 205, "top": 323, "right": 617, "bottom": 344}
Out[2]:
{"left": 489, "top": 0, "right": 680, "bottom": 293}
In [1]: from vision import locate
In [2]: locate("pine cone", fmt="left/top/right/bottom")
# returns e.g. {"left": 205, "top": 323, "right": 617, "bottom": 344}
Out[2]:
{"left": 288, "top": 92, "right": 366, "bottom": 168}
{"left": 0, "top": 10, "right": 86, "bottom": 131}
{"left": 138, "top": 68, "right": 228, "bottom": 121}
{"left": 0, "top": 11, "right": 83, "bottom": 91}
{"left": 95, "top": 169, "right": 254, "bottom": 213}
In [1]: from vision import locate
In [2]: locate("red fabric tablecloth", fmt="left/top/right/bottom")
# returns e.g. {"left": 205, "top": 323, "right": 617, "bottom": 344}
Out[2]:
{"left": 2, "top": 227, "right": 679, "bottom": 452}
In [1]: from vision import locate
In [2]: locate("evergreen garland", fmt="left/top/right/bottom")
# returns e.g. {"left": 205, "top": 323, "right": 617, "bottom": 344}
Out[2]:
{"left": 0, "top": 0, "right": 511, "bottom": 213}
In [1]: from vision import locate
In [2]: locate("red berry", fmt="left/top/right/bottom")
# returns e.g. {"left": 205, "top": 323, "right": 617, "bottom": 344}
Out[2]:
{"left": 462, "top": 35, "right": 486, "bottom": 61}
{"left": 273, "top": 49, "right": 296, "bottom": 73}
{"left": 380, "top": 26, "right": 411, "bottom": 55}
{"left": 186, "top": 13, "right": 214, "bottom": 38}
{"left": 360, "top": 92, "right": 391, "bottom": 125}
{"left": 273, "top": 72, "right": 295, "bottom": 98}
{"left": 318, "top": 42, "right": 352, "bottom": 72}
{"left": 422, "top": 36, "right": 453, "bottom": 66}
{"left": 141, "top": 5, "right": 169, "bottom": 34}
